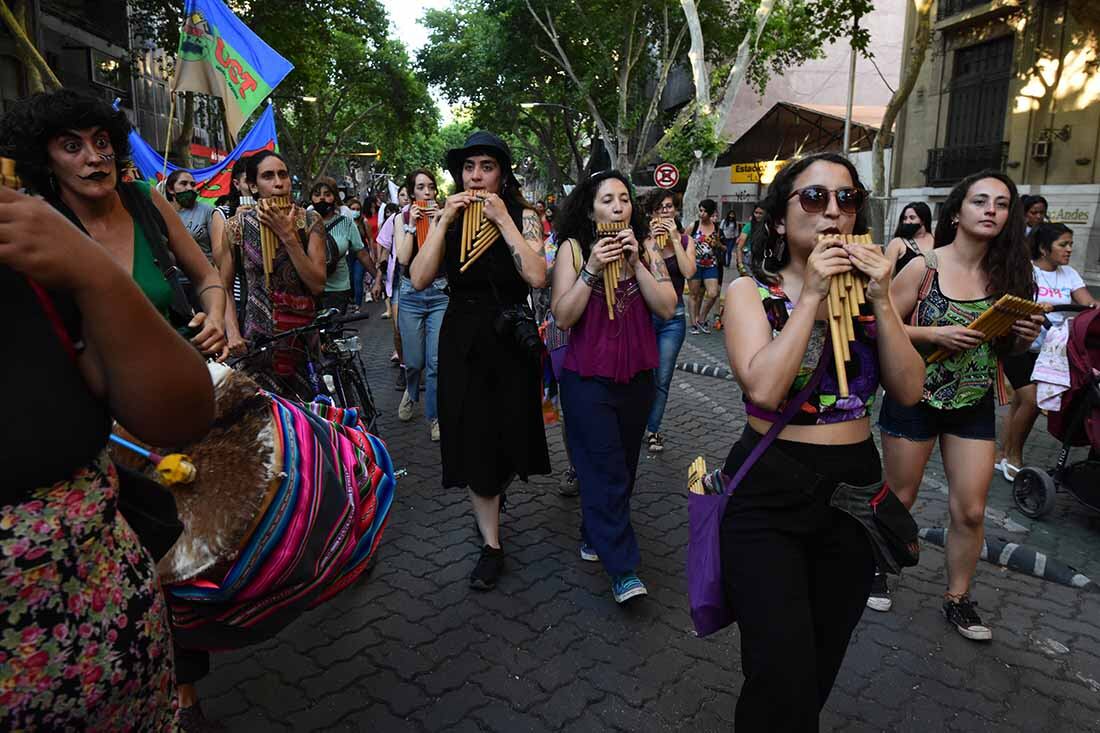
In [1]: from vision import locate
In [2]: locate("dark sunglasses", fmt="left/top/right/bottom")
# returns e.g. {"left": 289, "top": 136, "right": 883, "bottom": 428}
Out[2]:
{"left": 788, "top": 186, "right": 866, "bottom": 215}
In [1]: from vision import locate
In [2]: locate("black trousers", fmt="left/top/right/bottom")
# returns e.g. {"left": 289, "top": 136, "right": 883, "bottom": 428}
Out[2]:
{"left": 720, "top": 429, "right": 879, "bottom": 732}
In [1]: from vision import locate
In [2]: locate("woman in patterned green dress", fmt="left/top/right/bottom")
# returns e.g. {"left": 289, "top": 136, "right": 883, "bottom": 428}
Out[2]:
{"left": 880, "top": 171, "right": 1043, "bottom": 641}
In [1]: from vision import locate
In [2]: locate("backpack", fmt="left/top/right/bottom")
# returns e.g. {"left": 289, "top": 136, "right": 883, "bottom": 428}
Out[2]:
{"left": 323, "top": 216, "right": 347, "bottom": 277}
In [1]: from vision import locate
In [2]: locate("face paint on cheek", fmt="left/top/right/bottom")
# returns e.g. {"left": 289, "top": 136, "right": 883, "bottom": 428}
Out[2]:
{"left": 98, "top": 153, "right": 115, "bottom": 162}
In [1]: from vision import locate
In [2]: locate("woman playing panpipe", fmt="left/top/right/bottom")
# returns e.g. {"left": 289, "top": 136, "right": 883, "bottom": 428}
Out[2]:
{"left": 395, "top": 168, "right": 447, "bottom": 440}
{"left": 550, "top": 170, "right": 676, "bottom": 604}
{"left": 222, "top": 151, "right": 327, "bottom": 394}
{"left": 0, "top": 90, "right": 228, "bottom": 361}
{"left": 718, "top": 154, "right": 923, "bottom": 728}
{"left": 410, "top": 131, "right": 551, "bottom": 591}
{"left": 880, "top": 171, "right": 1042, "bottom": 639}
{"left": 0, "top": 181, "right": 214, "bottom": 730}
{"left": 643, "top": 190, "right": 696, "bottom": 454}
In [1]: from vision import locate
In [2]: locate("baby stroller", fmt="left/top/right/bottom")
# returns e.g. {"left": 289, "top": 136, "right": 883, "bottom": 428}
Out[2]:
{"left": 1014, "top": 305, "right": 1100, "bottom": 518}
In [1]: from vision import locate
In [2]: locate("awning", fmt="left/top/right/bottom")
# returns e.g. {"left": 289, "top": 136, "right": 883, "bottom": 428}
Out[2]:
{"left": 716, "top": 102, "right": 887, "bottom": 167}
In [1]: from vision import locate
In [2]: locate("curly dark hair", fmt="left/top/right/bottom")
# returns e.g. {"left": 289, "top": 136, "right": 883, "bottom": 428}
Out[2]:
{"left": 552, "top": 169, "right": 649, "bottom": 263}
{"left": 0, "top": 89, "right": 132, "bottom": 195}
{"left": 932, "top": 170, "right": 1033, "bottom": 300}
{"left": 749, "top": 153, "right": 869, "bottom": 285}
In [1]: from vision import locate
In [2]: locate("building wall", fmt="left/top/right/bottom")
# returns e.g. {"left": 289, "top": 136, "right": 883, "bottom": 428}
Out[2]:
{"left": 891, "top": 0, "right": 1100, "bottom": 284}
{"left": 719, "top": 3, "right": 905, "bottom": 144}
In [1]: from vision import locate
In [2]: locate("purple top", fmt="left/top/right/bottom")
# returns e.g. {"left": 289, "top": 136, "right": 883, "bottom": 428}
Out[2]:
{"left": 564, "top": 277, "right": 659, "bottom": 383}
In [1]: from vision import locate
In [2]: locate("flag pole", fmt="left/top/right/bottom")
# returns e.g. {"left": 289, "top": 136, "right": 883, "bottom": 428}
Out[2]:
{"left": 162, "top": 91, "right": 176, "bottom": 180}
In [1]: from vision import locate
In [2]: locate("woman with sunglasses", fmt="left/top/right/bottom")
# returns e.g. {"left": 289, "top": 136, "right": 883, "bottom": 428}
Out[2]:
{"left": 719, "top": 153, "right": 923, "bottom": 728}
{"left": 643, "top": 190, "right": 695, "bottom": 453}
{"left": 552, "top": 170, "right": 676, "bottom": 603}
{"left": 881, "top": 171, "right": 1040, "bottom": 640}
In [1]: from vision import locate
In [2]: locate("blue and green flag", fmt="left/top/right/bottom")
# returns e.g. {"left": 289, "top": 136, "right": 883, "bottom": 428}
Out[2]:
{"left": 174, "top": 0, "right": 293, "bottom": 140}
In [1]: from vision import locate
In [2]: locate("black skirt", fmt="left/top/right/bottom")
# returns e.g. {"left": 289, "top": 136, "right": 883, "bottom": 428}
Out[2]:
{"left": 437, "top": 295, "right": 551, "bottom": 496}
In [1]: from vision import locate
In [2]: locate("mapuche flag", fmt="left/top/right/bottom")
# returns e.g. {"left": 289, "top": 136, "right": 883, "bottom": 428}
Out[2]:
{"left": 174, "top": 0, "right": 293, "bottom": 140}
{"left": 128, "top": 105, "right": 278, "bottom": 204}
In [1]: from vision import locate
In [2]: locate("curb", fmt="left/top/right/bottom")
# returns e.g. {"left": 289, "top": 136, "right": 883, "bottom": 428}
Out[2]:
{"left": 919, "top": 527, "right": 1098, "bottom": 592}
{"left": 676, "top": 361, "right": 734, "bottom": 380}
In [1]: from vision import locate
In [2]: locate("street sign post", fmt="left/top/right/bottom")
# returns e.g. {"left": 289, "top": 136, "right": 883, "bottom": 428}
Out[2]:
{"left": 654, "top": 162, "right": 679, "bottom": 189}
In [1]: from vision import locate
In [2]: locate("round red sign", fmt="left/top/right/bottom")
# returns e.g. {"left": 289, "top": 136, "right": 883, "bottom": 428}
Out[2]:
{"left": 654, "top": 162, "right": 679, "bottom": 189}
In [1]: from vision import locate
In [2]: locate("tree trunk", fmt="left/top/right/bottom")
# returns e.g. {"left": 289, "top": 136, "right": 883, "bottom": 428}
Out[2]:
{"left": 680, "top": 0, "right": 779, "bottom": 218}
{"left": 871, "top": 0, "right": 934, "bottom": 243}
{"left": 1, "top": 0, "right": 60, "bottom": 90}
{"left": 171, "top": 91, "right": 195, "bottom": 167}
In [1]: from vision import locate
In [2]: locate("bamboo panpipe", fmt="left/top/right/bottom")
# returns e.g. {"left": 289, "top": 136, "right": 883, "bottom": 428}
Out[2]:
{"left": 651, "top": 218, "right": 673, "bottom": 250}
{"left": 596, "top": 221, "right": 630, "bottom": 320}
{"left": 458, "top": 191, "right": 501, "bottom": 272}
{"left": 1, "top": 157, "right": 20, "bottom": 189}
{"left": 258, "top": 195, "right": 292, "bottom": 289}
{"left": 822, "top": 233, "right": 877, "bottom": 397}
{"left": 926, "top": 294, "right": 1048, "bottom": 364}
{"left": 415, "top": 200, "right": 431, "bottom": 248}
{"left": 688, "top": 456, "right": 708, "bottom": 495}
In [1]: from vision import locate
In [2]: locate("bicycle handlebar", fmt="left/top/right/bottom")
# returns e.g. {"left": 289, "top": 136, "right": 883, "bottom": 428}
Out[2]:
{"left": 1049, "top": 303, "right": 1094, "bottom": 313}
{"left": 228, "top": 310, "right": 372, "bottom": 365}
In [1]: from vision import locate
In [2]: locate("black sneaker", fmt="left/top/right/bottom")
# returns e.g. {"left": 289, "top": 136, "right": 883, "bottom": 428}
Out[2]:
{"left": 558, "top": 467, "right": 579, "bottom": 497}
{"left": 395, "top": 368, "right": 406, "bottom": 391}
{"left": 943, "top": 595, "right": 992, "bottom": 641}
{"left": 866, "top": 571, "right": 892, "bottom": 612}
{"left": 469, "top": 545, "right": 504, "bottom": 591}
{"left": 179, "top": 704, "right": 228, "bottom": 733}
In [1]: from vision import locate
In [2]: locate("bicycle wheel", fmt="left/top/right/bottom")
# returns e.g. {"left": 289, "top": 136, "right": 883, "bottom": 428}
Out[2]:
{"left": 336, "top": 358, "right": 379, "bottom": 433}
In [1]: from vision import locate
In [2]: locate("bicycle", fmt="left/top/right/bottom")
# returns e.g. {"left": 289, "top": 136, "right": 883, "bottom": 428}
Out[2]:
{"left": 230, "top": 309, "right": 379, "bottom": 433}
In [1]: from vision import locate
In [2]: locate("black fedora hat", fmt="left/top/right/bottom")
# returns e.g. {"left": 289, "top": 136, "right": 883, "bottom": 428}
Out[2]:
{"left": 445, "top": 131, "right": 517, "bottom": 187}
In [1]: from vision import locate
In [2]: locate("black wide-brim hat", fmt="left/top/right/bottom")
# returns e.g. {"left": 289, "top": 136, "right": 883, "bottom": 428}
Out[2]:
{"left": 445, "top": 130, "right": 517, "bottom": 188}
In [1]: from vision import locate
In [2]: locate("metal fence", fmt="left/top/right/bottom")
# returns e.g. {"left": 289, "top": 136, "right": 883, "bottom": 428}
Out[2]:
{"left": 924, "top": 142, "right": 1008, "bottom": 187}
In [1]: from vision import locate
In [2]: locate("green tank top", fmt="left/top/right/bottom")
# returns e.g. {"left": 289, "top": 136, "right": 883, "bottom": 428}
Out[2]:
{"left": 129, "top": 181, "right": 174, "bottom": 320}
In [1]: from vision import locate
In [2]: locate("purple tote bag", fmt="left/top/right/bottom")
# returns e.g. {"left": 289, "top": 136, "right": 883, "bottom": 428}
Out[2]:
{"left": 687, "top": 346, "right": 831, "bottom": 637}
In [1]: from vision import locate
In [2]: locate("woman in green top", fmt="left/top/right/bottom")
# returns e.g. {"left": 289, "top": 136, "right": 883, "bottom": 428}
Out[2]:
{"left": 0, "top": 90, "right": 228, "bottom": 360}
{"left": 881, "top": 171, "right": 1042, "bottom": 641}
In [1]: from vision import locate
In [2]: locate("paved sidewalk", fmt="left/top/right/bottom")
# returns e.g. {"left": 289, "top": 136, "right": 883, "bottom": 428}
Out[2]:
{"left": 197, "top": 307, "right": 1100, "bottom": 732}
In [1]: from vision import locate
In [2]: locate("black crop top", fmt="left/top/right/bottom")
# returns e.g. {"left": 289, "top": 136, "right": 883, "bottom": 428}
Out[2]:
{"left": 1, "top": 267, "right": 111, "bottom": 504}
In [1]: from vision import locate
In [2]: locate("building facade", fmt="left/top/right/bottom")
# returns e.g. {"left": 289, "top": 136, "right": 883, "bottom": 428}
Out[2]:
{"left": 891, "top": 0, "right": 1100, "bottom": 285}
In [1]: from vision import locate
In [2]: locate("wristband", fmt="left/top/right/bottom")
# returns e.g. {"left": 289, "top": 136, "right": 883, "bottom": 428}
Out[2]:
{"left": 197, "top": 284, "right": 226, "bottom": 298}
{"left": 579, "top": 267, "right": 599, "bottom": 288}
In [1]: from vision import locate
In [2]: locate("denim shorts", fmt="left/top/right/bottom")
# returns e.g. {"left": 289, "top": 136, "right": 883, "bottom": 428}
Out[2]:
{"left": 692, "top": 265, "right": 719, "bottom": 281}
{"left": 878, "top": 392, "right": 996, "bottom": 442}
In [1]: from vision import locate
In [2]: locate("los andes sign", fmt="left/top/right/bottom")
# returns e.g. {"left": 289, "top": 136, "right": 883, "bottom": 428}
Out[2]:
{"left": 654, "top": 162, "right": 679, "bottom": 189}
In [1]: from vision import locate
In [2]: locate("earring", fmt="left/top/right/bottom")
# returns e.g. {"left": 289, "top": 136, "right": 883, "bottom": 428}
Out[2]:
{"left": 951, "top": 217, "right": 959, "bottom": 226}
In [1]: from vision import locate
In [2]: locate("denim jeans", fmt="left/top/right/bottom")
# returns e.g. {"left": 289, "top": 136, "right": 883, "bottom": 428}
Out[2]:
{"left": 560, "top": 369, "right": 654, "bottom": 576}
{"left": 646, "top": 303, "right": 687, "bottom": 433}
{"left": 348, "top": 254, "right": 365, "bottom": 306}
{"left": 397, "top": 275, "right": 448, "bottom": 419}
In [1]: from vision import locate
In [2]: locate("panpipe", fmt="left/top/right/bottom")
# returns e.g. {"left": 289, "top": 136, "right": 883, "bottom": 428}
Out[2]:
{"left": 651, "top": 218, "right": 673, "bottom": 249}
{"left": 1, "top": 156, "right": 20, "bottom": 188}
{"left": 926, "top": 294, "right": 1048, "bottom": 364}
{"left": 823, "top": 233, "right": 876, "bottom": 398}
{"left": 458, "top": 190, "right": 499, "bottom": 273}
{"left": 414, "top": 200, "right": 431, "bottom": 247}
{"left": 258, "top": 195, "right": 292, "bottom": 288}
{"left": 597, "top": 220, "right": 630, "bottom": 320}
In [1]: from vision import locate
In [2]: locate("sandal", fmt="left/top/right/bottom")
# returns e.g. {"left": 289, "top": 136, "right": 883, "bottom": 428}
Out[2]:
{"left": 1002, "top": 461, "right": 1020, "bottom": 482}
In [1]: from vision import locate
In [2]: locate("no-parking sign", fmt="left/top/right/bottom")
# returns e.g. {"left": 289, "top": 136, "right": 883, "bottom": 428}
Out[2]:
{"left": 654, "top": 163, "right": 679, "bottom": 189}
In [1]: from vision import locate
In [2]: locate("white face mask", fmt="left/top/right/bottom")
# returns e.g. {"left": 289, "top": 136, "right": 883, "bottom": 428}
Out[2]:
{"left": 350, "top": 210, "right": 360, "bottom": 219}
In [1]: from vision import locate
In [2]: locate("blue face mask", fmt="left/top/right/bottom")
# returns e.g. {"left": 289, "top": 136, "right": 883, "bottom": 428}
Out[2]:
{"left": 350, "top": 210, "right": 361, "bottom": 219}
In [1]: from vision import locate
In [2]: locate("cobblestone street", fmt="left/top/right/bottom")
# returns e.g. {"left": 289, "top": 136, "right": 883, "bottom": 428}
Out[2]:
{"left": 198, "top": 304, "right": 1100, "bottom": 732}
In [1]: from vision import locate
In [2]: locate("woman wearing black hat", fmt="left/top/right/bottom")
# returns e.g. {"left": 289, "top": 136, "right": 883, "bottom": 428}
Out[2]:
{"left": 410, "top": 131, "right": 551, "bottom": 590}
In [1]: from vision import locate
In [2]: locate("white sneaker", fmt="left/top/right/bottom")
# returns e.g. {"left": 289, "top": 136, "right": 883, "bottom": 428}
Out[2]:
{"left": 398, "top": 392, "right": 415, "bottom": 421}
{"left": 429, "top": 419, "right": 440, "bottom": 442}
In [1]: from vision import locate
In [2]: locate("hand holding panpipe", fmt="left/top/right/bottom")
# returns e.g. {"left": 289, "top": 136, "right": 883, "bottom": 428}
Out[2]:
{"left": 257, "top": 195, "right": 292, "bottom": 289}
{"left": 651, "top": 218, "right": 673, "bottom": 250}
{"left": 926, "top": 295, "right": 1050, "bottom": 364}
{"left": 458, "top": 190, "right": 499, "bottom": 272}
{"left": 596, "top": 221, "right": 630, "bottom": 320}
{"left": 822, "top": 233, "right": 876, "bottom": 398}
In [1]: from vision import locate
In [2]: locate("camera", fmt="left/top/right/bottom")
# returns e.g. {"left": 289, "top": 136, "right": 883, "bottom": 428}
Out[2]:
{"left": 494, "top": 303, "right": 543, "bottom": 359}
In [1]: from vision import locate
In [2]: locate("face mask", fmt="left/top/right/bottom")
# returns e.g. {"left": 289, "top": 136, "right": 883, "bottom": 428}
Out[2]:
{"left": 313, "top": 200, "right": 334, "bottom": 217}
{"left": 349, "top": 210, "right": 360, "bottom": 219}
{"left": 898, "top": 222, "right": 920, "bottom": 238}
{"left": 175, "top": 190, "right": 198, "bottom": 208}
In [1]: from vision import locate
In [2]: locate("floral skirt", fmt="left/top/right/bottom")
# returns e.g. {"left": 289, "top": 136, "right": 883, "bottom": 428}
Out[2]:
{"left": 0, "top": 453, "right": 176, "bottom": 731}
